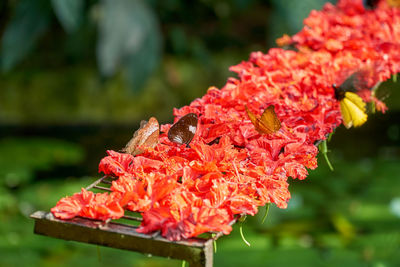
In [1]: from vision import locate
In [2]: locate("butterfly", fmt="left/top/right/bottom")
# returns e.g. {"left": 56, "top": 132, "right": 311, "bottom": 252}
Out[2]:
{"left": 363, "top": 0, "right": 400, "bottom": 9}
{"left": 387, "top": 0, "right": 400, "bottom": 7}
{"left": 167, "top": 113, "right": 198, "bottom": 146}
{"left": 333, "top": 72, "right": 368, "bottom": 129}
{"left": 245, "top": 105, "right": 281, "bottom": 134}
{"left": 123, "top": 117, "right": 159, "bottom": 155}
{"left": 363, "top": 0, "right": 379, "bottom": 9}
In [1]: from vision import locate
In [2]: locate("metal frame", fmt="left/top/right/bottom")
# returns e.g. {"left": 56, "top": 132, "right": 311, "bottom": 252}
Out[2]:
{"left": 31, "top": 176, "right": 232, "bottom": 267}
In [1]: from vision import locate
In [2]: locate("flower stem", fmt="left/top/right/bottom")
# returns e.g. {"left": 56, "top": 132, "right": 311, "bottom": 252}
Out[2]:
{"left": 261, "top": 203, "right": 270, "bottom": 224}
{"left": 319, "top": 140, "right": 334, "bottom": 171}
{"left": 239, "top": 224, "right": 251, "bottom": 247}
{"left": 211, "top": 233, "right": 217, "bottom": 253}
{"left": 323, "top": 152, "right": 334, "bottom": 171}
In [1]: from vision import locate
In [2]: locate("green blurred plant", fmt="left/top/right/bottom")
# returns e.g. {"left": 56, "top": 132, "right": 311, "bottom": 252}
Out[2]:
{"left": 1, "top": 0, "right": 333, "bottom": 93}
{"left": 1, "top": 0, "right": 162, "bottom": 92}
{"left": 0, "top": 137, "right": 84, "bottom": 188}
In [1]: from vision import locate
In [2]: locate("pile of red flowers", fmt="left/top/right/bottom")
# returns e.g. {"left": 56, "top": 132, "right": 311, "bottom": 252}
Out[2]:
{"left": 51, "top": 0, "right": 400, "bottom": 241}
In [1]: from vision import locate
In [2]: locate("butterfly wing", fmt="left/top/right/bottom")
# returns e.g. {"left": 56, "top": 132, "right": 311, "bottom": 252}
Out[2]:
{"left": 363, "top": 0, "right": 379, "bottom": 9}
{"left": 124, "top": 117, "right": 159, "bottom": 155}
{"left": 168, "top": 113, "right": 198, "bottom": 146}
{"left": 387, "top": 0, "right": 400, "bottom": 7}
{"left": 245, "top": 105, "right": 259, "bottom": 130}
{"left": 336, "top": 72, "right": 360, "bottom": 97}
{"left": 334, "top": 69, "right": 373, "bottom": 129}
{"left": 260, "top": 106, "right": 281, "bottom": 134}
{"left": 345, "top": 92, "right": 367, "bottom": 112}
{"left": 340, "top": 92, "right": 368, "bottom": 128}
{"left": 340, "top": 99, "right": 353, "bottom": 128}
{"left": 245, "top": 105, "right": 281, "bottom": 134}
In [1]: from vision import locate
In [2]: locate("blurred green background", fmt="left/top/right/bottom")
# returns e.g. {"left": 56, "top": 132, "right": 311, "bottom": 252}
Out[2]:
{"left": 1, "top": 0, "right": 400, "bottom": 266}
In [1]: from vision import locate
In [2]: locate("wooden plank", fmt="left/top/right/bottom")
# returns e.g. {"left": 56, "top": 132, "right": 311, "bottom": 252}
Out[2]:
{"left": 30, "top": 211, "right": 213, "bottom": 267}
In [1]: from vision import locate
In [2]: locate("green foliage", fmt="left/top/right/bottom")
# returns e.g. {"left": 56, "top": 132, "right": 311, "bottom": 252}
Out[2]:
{"left": 51, "top": 0, "right": 84, "bottom": 33}
{"left": 0, "top": 0, "right": 51, "bottom": 71}
{"left": 0, "top": 0, "right": 333, "bottom": 95}
{"left": 0, "top": 54, "right": 238, "bottom": 124}
{"left": 1, "top": 0, "right": 163, "bottom": 92}
{"left": 97, "top": 0, "right": 162, "bottom": 91}
{"left": 0, "top": 138, "right": 84, "bottom": 188}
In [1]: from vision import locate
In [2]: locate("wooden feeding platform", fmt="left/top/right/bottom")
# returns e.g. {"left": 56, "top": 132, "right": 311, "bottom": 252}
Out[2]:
{"left": 30, "top": 176, "right": 234, "bottom": 267}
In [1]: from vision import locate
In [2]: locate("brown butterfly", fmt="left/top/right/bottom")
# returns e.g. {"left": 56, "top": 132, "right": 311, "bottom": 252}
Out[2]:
{"left": 168, "top": 113, "right": 198, "bottom": 146}
{"left": 363, "top": 0, "right": 379, "bottom": 9}
{"left": 123, "top": 117, "right": 159, "bottom": 155}
{"left": 245, "top": 105, "right": 281, "bottom": 134}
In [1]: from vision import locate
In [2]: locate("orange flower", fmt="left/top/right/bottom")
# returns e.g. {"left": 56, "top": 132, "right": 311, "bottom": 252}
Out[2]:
{"left": 52, "top": 0, "right": 398, "bottom": 240}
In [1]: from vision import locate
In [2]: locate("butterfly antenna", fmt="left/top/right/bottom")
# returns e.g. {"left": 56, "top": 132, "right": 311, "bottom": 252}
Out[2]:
{"left": 371, "top": 81, "right": 382, "bottom": 96}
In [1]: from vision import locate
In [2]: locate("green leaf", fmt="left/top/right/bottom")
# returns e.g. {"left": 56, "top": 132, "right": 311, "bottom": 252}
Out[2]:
{"left": 97, "top": 0, "right": 162, "bottom": 92}
{"left": 0, "top": 0, "right": 51, "bottom": 71}
{"left": 51, "top": 0, "right": 84, "bottom": 33}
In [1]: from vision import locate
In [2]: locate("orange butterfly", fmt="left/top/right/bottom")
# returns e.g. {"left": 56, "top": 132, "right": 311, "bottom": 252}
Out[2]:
{"left": 363, "top": 0, "right": 400, "bottom": 9}
{"left": 387, "top": 0, "right": 400, "bottom": 7}
{"left": 123, "top": 117, "right": 159, "bottom": 155}
{"left": 245, "top": 105, "right": 281, "bottom": 134}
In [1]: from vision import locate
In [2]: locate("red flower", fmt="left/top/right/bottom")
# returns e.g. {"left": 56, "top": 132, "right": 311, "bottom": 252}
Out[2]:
{"left": 51, "top": 188, "right": 124, "bottom": 220}
{"left": 52, "top": 0, "right": 398, "bottom": 240}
